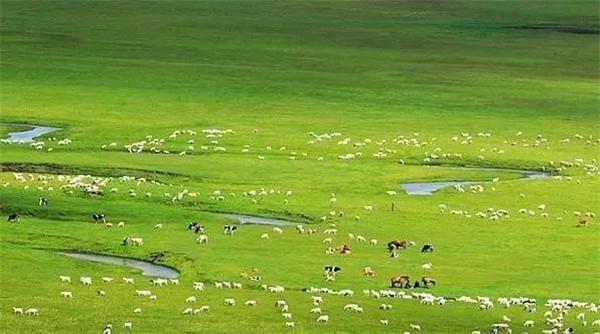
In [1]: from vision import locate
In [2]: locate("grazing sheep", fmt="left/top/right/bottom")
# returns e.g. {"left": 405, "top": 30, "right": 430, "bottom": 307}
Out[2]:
{"left": 117, "top": 222, "right": 125, "bottom": 228}
{"left": 154, "top": 224, "right": 163, "bottom": 229}
{"left": 380, "top": 319, "right": 389, "bottom": 326}
{"left": 524, "top": 320, "right": 534, "bottom": 327}
{"left": 244, "top": 300, "right": 257, "bottom": 306}
{"left": 102, "top": 277, "right": 113, "bottom": 283}
{"left": 123, "top": 322, "right": 132, "bottom": 330}
{"left": 224, "top": 298, "right": 236, "bottom": 306}
{"left": 59, "top": 275, "right": 71, "bottom": 283}
{"left": 285, "top": 322, "right": 295, "bottom": 328}
{"left": 97, "top": 290, "right": 106, "bottom": 296}
{"left": 316, "top": 315, "right": 329, "bottom": 323}
{"left": 123, "top": 277, "right": 135, "bottom": 284}
{"left": 25, "top": 308, "right": 39, "bottom": 316}
{"left": 185, "top": 296, "right": 196, "bottom": 303}
{"left": 261, "top": 233, "right": 270, "bottom": 240}
{"left": 282, "top": 313, "right": 292, "bottom": 319}
{"left": 183, "top": 308, "right": 193, "bottom": 315}
{"left": 410, "top": 324, "right": 421, "bottom": 331}
{"left": 80, "top": 276, "right": 92, "bottom": 286}
{"left": 196, "top": 234, "right": 208, "bottom": 244}
{"left": 133, "top": 308, "right": 142, "bottom": 314}
{"left": 60, "top": 291, "right": 73, "bottom": 298}
{"left": 370, "top": 239, "right": 378, "bottom": 245}
{"left": 310, "top": 307, "right": 322, "bottom": 314}
{"left": 169, "top": 279, "right": 180, "bottom": 285}
{"left": 273, "top": 227, "right": 283, "bottom": 234}
{"left": 12, "top": 307, "right": 23, "bottom": 315}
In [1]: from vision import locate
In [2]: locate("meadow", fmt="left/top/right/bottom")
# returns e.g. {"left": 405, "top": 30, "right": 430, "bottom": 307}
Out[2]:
{"left": 0, "top": 1, "right": 598, "bottom": 333}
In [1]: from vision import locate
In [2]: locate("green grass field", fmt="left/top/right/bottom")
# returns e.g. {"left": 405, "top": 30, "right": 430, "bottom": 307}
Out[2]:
{"left": 0, "top": 1, "right": 598, "bottom": 333}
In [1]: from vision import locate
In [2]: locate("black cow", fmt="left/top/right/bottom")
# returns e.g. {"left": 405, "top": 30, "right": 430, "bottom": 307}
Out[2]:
{"left": 92, "top": 213, "right": 106, "bottom": 223}
{"left": 7, "top": 213, "right": 19, "bottom": 223}
{"left": 39, "top": 197, "right": 48, "bottom": 206}
{"left": 223, "top": 225, "right": 238, "bottom": 235}
{"left": 421, "top": 244, "right": 434, "bottom": 253}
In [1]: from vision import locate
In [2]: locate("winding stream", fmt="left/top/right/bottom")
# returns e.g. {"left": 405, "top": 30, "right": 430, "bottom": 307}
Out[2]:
{"left": 217, "top": 213, "right": 298, "bottom": 226}
{"left": 400, "top": 167, "right": 551, "bottom": 196}
{"left": 5, "top": 124, "right": 61, "bottom": 143}
{"left": 60, "top": 252, "right": 179, "bottom": 279}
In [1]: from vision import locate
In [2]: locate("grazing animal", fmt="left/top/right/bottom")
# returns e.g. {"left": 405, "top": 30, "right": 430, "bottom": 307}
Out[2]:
{"left": 186, "top": 296, "right": 196, "bottom": 303}
{"left": 97, "top": 290, "right": 106, "bottom": 296}
{"left": 102, "top": 277, "right": 113, "bottom": 283}
{"left": 59, "top": 275, "right": 71, "bottom": 283}
{"left": 285, "top": 322, "right": 295, "bottom": 328}
{"left": 123, "top": 322, "right": 133, "bottom": 330}
{"left": 380, "top": 319, "right": 389, "bottom": 326}
{"left": 223, "top": 225, "right": 238, "bottom": 235}
{"left": 410, "top": 324, "right": 421, "bottom": 331}
{"left": 324, "top": 265, "right": 342, "bottom": 275}
{"left": 316, "top": 315, "right": 329, "bottom": 323}
{"left": 92, "top": 213, "right": 106, "bottom": 223}
{"left": 244, "top": 300, "right": 257, "bottom": 306}
{"left": 421, "top": 276, "right": 437, "bottom": 287}
{"left": 363, "top": 266, "right": 376, "bottom": 277}
{"left": 224, "top": 298, "right": 236, "bottom": 306}
{"left": 12, "top": 307, "right": 24, "bottom": 315}
{"left": 25, "top": 308, "right": 39, "bottom": 316}
{"left": 390, "top": 275, "right": 410, "bottom": 288}
{"left": 123, "top": 277, "right": 135, "bottom": 284}
{"left": 122, "top": 237, "right": 143, "bottom": 246}
{"left": 7, "top": 213, "right": 19, "bottom": 223}
{"left": 577, "top": 219, "right": 589, "bottom": 227}
{"left": 421, "top": 244, "right": 434, "bottom": 253}
{"left": 196, "top": 234, "right": 208, "bottom": 244}
{"left": 387, "top": 239, "right": 407, "bottom": 252}
{"left": 39, "top": 197, "right": 48, "bottom": 206}
{"left": 80, "top": 276, "right": 92, "bottom": 285}
{"left": 60, "top": 291, "right": 73, "bottom": 298}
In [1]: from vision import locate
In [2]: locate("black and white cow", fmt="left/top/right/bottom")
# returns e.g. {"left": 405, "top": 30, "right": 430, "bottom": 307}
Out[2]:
{"left": 92, "top": 213, "right": 106, "bottom": 223}
{"left": 38, "top": 197, "right": 48, "bottom": 206}
{"left": 223, "top": 225, "right": 238, "bottom": 235}
{"left": 7, "top": 213, "right": 19, "bottom": 223}
{"left": 421, "top": 244, "right": 434, "bottom": 253}
{"left": 324, "top": 265, "right": 341, "bottom": 275}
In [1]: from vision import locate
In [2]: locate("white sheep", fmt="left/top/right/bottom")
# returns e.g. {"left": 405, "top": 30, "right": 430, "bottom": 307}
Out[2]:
{"left": 12, "top": 307, "right": 23, "bottom": 315}
{"left": 183, "top": 308, "right": 193, "bottom": 315}
{"left": 410, "top": 324, "right": 421, "bottom": 331}
{"left": 60, "top": 291, "right": 73, "bottom": 298}
{"left": 80, "top": 276, "right": 92, "bottom": 285}
{"left": 59, "top": 275, "right": 71, "bottom": 283}
{"left": 285, "top": 322, "right": 295, "bottom": 328}
{"left": 123, "top": 277, "right": 135, "bottom": 284}
{"left": 380, "top": 319, "right": 389, "bottom": 326}
{"left": 244, "top": 300, "right": 257, "bottom": 306}
{"left": 316, "top": 315, "right": 329, "bottom": 323}
{"left": 196, "top": 234, "right": 208, "bottom": 244}
{"left": 123, "top": 322, "right": 133, "bottom": 330}
{"left": 102, "top": 277, "right": 113, "bottom": 283}
{"left": 25, "top": 308, "right": 39, "bottom": 316}
{"left": 185, "top": 296, "right": 196, "bottom": 303}
{"left": 224, "top": 298, "right": 236, "bottom": 306}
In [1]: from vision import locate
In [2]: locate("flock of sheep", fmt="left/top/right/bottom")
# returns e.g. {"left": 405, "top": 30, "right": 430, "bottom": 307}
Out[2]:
{"left": 2, "top": 127, "right": 598, "bottom": 333}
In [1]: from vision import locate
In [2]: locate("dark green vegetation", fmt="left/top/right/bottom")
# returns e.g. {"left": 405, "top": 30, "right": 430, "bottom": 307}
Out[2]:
{"left": 0, "top": 1, "right": 598, "bottom": 333}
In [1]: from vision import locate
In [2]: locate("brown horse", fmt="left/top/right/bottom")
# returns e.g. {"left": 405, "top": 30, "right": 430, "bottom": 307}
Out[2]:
{"left": 390, "top": 275, "right": 410, "bottom": 288}
{"left": 387, "top": 239, "right": 407, "bottom": 252}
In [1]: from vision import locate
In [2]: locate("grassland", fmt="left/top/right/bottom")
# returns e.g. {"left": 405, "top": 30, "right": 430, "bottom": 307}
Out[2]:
{"left": 0, "top": 1, "right": 598, "bottom": 333}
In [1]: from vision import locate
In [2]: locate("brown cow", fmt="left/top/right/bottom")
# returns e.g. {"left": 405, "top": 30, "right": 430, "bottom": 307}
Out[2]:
{"left": 390, "top": 275, "right": 410, "bottom": 288}
{"left": 421, "top": 276, "right": 436, "bottom": 288}
{"left": 577, "top": 219, "right": 589, "bottom": 227}
{"left": 387, "top": 240, "right": 407, "bottom": 252}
